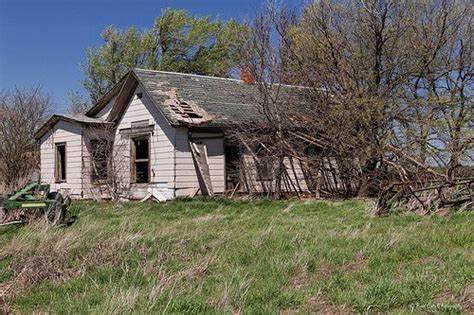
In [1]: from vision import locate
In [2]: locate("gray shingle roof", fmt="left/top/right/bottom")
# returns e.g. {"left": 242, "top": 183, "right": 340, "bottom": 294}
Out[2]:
{"left": 132, "top": 69, "right": 286, "bottom": 127}
{"left": 58, "top": 114, "right": 107, "bottom": 124}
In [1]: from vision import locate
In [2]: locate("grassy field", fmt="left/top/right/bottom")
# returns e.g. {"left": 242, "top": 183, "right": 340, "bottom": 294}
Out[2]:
{"left": 0, "top": 198, "right": 472, "bottom": 314}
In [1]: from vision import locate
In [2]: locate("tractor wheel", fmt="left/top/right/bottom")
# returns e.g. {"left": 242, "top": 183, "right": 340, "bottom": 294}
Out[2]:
{"left": 45, "top": 193, "right": 63, "bottom": 223}
{"left": 53, "top": 195, "right": 71, "bottom": 225}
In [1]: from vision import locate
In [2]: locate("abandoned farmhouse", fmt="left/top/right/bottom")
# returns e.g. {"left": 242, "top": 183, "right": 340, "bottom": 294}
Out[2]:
{"left": 34, "top": 69, "right": 332, "bottom": 200}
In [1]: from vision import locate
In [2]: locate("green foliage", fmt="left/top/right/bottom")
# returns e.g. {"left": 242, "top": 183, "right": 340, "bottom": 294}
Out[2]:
{"left": 82, "top": 8, "right": 249, "bottom": 102}
{"left": 0, "top": 199, "right": 472, "bottom": 313}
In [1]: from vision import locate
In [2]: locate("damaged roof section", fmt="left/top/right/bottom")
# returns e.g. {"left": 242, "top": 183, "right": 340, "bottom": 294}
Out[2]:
{"left": 145, "top": 84, "right": 214, "bottom": 126}
{"left": 133, "top": 68, "right": 265, "bottom": 127}
{"left": 85, "top": 68, "right": 310, "bottom": 128}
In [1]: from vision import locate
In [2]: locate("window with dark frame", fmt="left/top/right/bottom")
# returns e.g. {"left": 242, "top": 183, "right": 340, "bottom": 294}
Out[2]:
{"left": 55, "top": 143, "right": 67, "bottom": 182}
{"left": 131, "top": 137, "right": 150, "bottom": 183}
{"left": 90, "top": 139, "right": 111, "bottom": 182}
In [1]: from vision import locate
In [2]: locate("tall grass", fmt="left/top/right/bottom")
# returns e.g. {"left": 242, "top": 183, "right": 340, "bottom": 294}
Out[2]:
{"left": 0, "top": 198, "right": 472, "bottom": 314}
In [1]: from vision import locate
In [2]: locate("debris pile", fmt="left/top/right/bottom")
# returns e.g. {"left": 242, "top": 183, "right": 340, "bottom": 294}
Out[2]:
{"left": 375, "top": 178, "right": 473, "bottom": 215}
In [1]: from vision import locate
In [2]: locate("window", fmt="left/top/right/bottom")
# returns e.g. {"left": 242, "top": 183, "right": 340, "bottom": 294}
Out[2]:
{"left": 55, "top": 143, "right": 66, "bottom": 182}
{"left": 131, "top": 137, "right": 150, "bottom": 183}
{"left": 256, "top": 144, "right": 273, "bottom": 181}
{"left": 225, "top": 144, "right": 241, "bottom": 190}
{"left": 304, "top": 145, "right": 322, "bottom": 156}
{"left": 90, "top": 139, "right": 111, "bottom": 182}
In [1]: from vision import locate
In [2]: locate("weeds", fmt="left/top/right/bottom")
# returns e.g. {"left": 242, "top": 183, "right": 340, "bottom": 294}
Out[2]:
{"left": 0, "top": 199, "right": 472, "bottom": 313}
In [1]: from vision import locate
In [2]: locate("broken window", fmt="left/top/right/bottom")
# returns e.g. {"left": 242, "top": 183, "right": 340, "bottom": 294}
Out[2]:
{"left": 131, "top": 137, "right": 150, "bottom": 183}
{"left": 90, "top": 139, "right": 111, "bottom": 182}
{"left": 256, "top": 144, "right": 274, "bottom": 181}
{"left": 55, "top": 143, "right": 66, "bottom": 182}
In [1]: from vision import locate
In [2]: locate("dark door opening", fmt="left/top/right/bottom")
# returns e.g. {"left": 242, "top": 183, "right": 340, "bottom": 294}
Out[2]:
{"left": 55, "top": 143, "right": 66, "bottom": 182}
{"left": 132, "top": 137, "right": 150, "bottom": 183}
{"left": 225, "top": 144, "right": 241, "bottom": 190}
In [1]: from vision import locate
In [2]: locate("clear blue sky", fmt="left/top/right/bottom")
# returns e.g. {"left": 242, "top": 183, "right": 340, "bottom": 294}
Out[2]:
{"left": 0, "top": 0, "right": 275, "bottom": 112}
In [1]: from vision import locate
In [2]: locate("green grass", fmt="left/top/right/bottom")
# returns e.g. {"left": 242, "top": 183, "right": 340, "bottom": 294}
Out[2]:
{"left": 0, "top": 198, "right": 472, "bottom": 314}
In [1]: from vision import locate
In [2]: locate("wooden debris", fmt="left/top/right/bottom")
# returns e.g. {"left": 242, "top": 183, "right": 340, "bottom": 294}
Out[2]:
{"left": 375, "top": 178, "right": 473, "bottom": 215}
{"left": 189, "top": 140, "right": 214, "bottom": 196}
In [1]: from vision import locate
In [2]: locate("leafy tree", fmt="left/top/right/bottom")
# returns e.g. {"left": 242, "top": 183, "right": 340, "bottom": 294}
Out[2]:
{"left": 82, "top": 26, "right": 150, "bottom": 102}
{"left": 82, "top": 8, "right": 248, "bottom": 102}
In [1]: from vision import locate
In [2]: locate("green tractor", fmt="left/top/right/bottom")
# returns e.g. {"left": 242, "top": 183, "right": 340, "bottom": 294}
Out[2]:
{"left": 0, "top": 182, "right": 72, "bottom": 226}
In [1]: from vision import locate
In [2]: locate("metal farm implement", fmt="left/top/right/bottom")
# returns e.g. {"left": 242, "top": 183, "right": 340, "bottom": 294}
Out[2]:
{"left": 0, "top": 182, "right": 72, "bottom": 226}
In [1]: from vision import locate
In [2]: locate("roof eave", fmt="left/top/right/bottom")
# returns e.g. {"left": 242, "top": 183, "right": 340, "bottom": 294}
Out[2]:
{"left": 34, "top": 115, "right": 112, "bottom": 140}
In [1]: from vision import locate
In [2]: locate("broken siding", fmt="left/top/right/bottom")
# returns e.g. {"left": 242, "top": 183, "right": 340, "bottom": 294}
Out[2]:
{"left": 114, "top": 85, "right": 176, "bottom": 199}
{"left": 175, "top": 130, "right": 225, "bottom": 196}
{"left": 39, "top": 120, "right": 83, "bottom": 197}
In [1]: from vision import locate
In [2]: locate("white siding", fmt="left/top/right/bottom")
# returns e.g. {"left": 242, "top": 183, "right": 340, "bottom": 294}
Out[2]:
{"left": 109, "top": 85, "right": 226, "bottom": 199}
{"left": 175, "top": 131, "right": 225, "bottom": 196}
{"left": 39, "top": 120, "right": 84, "bottom": 198}
{"left": 113, "top": 86, "right": 176, "bottom": 199}
{"left": 39, "top": 83, "right": 229, "bottom": 200}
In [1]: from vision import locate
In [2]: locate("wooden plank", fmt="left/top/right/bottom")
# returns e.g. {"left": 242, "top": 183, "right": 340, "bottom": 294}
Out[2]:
{"left": 189, "top": 139, "right": 213, "bottom": 196}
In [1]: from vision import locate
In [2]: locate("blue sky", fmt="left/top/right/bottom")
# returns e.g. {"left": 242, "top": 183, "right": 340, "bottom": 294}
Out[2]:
{"left": 0, "top": 0, "right": 272, "bottom": 112}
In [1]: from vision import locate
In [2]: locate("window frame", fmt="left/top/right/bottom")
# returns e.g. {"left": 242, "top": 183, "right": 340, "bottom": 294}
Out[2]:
{"left": 90, "top": 138, "right": 111, "bottom": 183}
{"left": 55, "top": 142, "right": 67, "bottom": 183}
{"left": 130, "top": 136, "right": 150, "bottom": 184}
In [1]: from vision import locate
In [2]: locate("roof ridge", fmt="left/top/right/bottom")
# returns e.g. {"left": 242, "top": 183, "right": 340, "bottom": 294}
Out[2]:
{"left": 133, "top": 68, "right": 244, "bottom": 83}
{"left": 133, "top": 68, "right": 311, "bottom": 90}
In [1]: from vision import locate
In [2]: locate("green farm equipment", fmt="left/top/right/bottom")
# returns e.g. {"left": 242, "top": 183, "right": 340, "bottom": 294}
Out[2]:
{"left": 0, "top": 182, "right": 71, "bottom": 226}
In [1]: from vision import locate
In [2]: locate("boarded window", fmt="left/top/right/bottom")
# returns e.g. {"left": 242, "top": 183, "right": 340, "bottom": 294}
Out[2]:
{"left": 55, "top": 143, "right": 66, "bottom": 182}
{"left": 90, "top": 139, "right": 111, "bottom": 182}
{"left": 131, "top": 137, "right": 150, "bottom": 183}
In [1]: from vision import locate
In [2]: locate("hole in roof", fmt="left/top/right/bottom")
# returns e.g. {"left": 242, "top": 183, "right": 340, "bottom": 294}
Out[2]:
{"left": 187, "top": 112, "right": 202, "bottom": 119}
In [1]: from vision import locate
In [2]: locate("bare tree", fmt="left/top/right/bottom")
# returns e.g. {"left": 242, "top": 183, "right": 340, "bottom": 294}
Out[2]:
{"left": 232, "top": 0, "right": 472, "bottom": 211}
{"left": 0, "top": 87, "right": 52, "bottom": 191}
{"left": 67, "top": 90, "right": 91, "bottom": 115}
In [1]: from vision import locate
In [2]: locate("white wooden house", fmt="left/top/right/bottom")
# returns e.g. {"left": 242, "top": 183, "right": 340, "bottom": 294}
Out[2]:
{"left": 34, "top": 69, "right": 312, "bottom": 200}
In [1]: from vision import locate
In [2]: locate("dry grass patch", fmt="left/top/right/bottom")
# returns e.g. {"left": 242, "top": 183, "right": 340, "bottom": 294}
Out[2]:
{"left": 308, "top": 293, "right": 355, "bottom": 314}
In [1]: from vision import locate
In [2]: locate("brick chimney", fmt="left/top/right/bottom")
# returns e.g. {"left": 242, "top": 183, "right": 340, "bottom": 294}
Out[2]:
{"left": 240, "top": 66, "right": 255, "bottom": 84}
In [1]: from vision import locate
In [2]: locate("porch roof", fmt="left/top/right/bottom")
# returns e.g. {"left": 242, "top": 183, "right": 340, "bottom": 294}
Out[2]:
{"left": 34, "top": 114, "right": 112, "bottom": 140}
